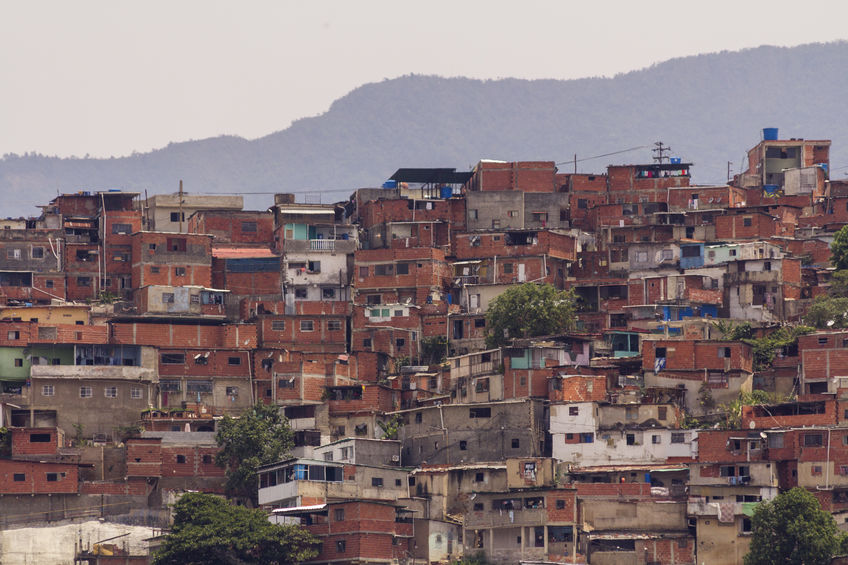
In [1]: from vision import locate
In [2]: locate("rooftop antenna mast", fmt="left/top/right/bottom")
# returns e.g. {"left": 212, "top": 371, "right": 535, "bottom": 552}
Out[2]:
{"left": 652, "top": 141, "right": 672, "bottom": 164}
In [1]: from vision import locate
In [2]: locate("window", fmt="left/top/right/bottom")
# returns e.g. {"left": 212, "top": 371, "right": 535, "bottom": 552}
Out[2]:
{"left": 150, "top": 266, "right": 160, "bottom": 274}
{"left": 170, "top": 212, "right": 185, "bottom": 223}
{"left": 52, "top": 358, "right": 60, "bottom": 365}
{"left": 45, "top": 279, "right": 54, "bottom": 288}
{"left": 475, "top": 472, "right": 485, "bottom": 482}
{"left": 818, "top": 337, "right": 829, "bottom": 345}
{"left": 741, "top": 517, "right": 753, "bottom": 533}
{"left": 112, "top": 223, "right": 132, "bottom": 234}
{"left": 42, "top": 385, "right": 54, "bottom": 397}
{"left": 671, "top": 432, "right": 685, "bottom": 443}
{"left": 508, "top": 210, "right": 518, "bottom": 217}
{"left": 300, "top": 320, "right": 314, "bottom": 331}
{"left": 577, "top": 199, "right": 588, "bottom": 209}
{"left": 77, "top": 276, "right": 92, "bottom": 287}
{"left": 374, "top": 264, "right": 393, "bottom": 276}
{"left": 241, "top": 221, "right": 257, "bottom": 233}
{"left": 202, "top": 454, "right": 212, "bottom": 464}
{"left": 661, "top": 249, "right": 673, "bottom": 260}
{"left": 626, "top": 434, "right": 635, "bottom": 446}
{"left": 6, "top": 248, "right": 20, "bottom": 259}
{"left": 161, "top": 353, "right": 185, "bottom": 364}
{"left": 31, "top": 246, "right": 44, "bottom": 258}
{"left": 652, "top": 435, "right": 661, "bottom": 444}
{"left": 473, "top": 503, "right": 484, "bottom": 511}
{"left": 160, "top": 380, "right": 181, "bottom": 392}
{"left": 511, "top": 438, "right": 520, "bottom": 448}
{"left": 469, "top": 209, "right": 478, "bottom": 220}
{"left": 46, "top": 472, "right": 59, "bottom": 482}
{"left": 294, "top": 288, "right": 308, "bottom": 299}
{"left": 804, "top": 433, "right": 824, "bottom": 447}
{"left": 224, "top": 386, "right": 239, "bottom": 398}
{"left": 336, "top": 540, "right": 346, "bottom": 553}
{"left": 363, "top": 338, "right": 372, "bottom": 348}
{"left": 743, "top": 217, "right": 752, "bottom": 227}
{"left": 396, "top": 338, "right": 405, "bottom": 347}
{"left": 327, "top": 320, "right": 342, "bottom": 331}
{"left": 359, "top": 266, "right": 369, "bottom": 278}
{"left": 474, "top": 318, "right": 486, "bottom": 328}
{"left": 308, "top": 260, "right": 320, "bottom": 273}
{"left": 322, "top": 288, "right": 336, "bottom": 299}
{"left": 228, "top": 356, "right": 242, "bottom": 365}
{"left": 130, "top": 387, "right": 142, "bottom": 399}
{"left": 13, "top": 473, "right": 25, "bottom": 482}
{"left": 176, "top": 455, "right": 186, "bottom": 464}
{"left": 13, "top": 358, "right": 22, "bottom": 367}
{"left": 195, "top": 355, "right": 208, "bottom": 365}
{"left": 469, "top": 407, "right": 491, "bottom": 418}
{"left": 718, "top": 347, "right": 731, "bottom": 358}
{"left": 30, "top": 433, "right": 51, "bottom": 442}
{"left": 166, "top": 237, "right": 187, "bottom": 252}
{"left": 80, "top": 386, "right": 92, "bottom": 398}
{"left": 366, "top": 294, "right": 381, "bottom": 305}
{"left": 104, "top": 386, "right": 118, "bottom": 398}
{"left": 658, "top": 406, "right": 667, "bottom": 420}
{"left": 175, "top": 267, "right": 186, "bottom": 277}
{"left": 569, "top": 406, "right": 579, "bottom": 416}
{"left": 396, "top": 263, "right": 409, "bottom": 275}
{"left": 271, "top": 320, "right": 285, "bottom": 331}
{"left": 371, "top": 477, "right": 384, "bottom": 487}
{"left": 161, "top": 293, "right": 175, "bottom": 304}
{"left": 503, "top": 263, "right": 513, "bottom": 274}
{"left": 334, "top": 508, "right": 345, "bottom": 521}
{"left": 459, "top": 440, "right": 467, "bottom": 450}
{"left": 415, "top": 413, "right": 422, "bottom": 423}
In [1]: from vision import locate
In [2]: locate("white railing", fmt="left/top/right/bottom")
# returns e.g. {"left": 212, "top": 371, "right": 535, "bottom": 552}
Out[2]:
{"left": 309, "top": 239, "right": 335, "bottom": 251}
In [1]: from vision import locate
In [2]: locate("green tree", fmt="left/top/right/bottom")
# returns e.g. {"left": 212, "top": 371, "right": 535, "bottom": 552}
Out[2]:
{"left": 153, "top": 492, "right": 319, "bottom": 565}
{"left": 216, "top": 403, "right": 294, "bottom": 503}
{"left": 745, "top": 487, "right": 840, "bottom": 565}
{"left": 484, "top": 283, "right": 577, "bottom": 348}
{"left": 805, "top": 295, "right": 848, "bottom": 329}
{"left": 831, "top": 225, "right": 848, "bottom": 270}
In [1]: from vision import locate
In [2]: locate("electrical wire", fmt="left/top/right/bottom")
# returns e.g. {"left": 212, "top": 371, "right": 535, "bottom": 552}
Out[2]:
{"left": 555, "top": 145, "right": 652, "bottom": 167}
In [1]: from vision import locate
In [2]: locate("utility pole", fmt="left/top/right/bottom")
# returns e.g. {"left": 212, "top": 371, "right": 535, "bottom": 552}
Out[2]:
{"left": 573, "top": 154, "right": 577, "bottom": 174}
{"left": 727, "top": 161, "right": 733, "bottom": 182}
{"left": 652, "top": 141, "right": 672, "bottom": 164}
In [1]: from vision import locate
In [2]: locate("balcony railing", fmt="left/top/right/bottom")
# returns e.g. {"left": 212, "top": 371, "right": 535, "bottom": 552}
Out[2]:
{"left": 310, "top": 239, "right": 335, "bottom": 251}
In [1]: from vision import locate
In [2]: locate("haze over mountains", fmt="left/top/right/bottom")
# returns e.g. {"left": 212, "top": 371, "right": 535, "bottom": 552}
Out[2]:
{"left": 2, "top": 41, "right": 847, "bottom": 217}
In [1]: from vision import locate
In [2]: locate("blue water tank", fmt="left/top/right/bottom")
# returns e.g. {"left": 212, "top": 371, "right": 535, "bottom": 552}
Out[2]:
{"left": 440, "top": 186, "right": 452, "bottom": 199}
{"left": 382, "top": 180, "right": 397, "bottom": 189}
{"left": 820, "top": 163, "right": 829, "bottom": 176}
{"left": 763, "top": 184, "right": 780, "bottom": 194}
{"left": 763, "top": 128, "right": 779, "bottom": 141}
{"left": 670, "top": 157, "right": 681, "bottom": 164}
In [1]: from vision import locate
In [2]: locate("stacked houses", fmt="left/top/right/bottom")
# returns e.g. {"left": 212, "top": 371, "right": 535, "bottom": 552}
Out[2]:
{"left": 2, "top": 129, "right": 848, "bottom": 564}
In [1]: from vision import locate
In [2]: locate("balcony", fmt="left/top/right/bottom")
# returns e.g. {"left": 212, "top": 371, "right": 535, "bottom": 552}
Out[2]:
{"left": 284, "top": 238, "right": 356, "bottom": 254}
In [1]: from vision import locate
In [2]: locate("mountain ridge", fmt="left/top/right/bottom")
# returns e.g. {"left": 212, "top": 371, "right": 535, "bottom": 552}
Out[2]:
{"left": 2, "top": 41, "right": 847, "bottom": 216}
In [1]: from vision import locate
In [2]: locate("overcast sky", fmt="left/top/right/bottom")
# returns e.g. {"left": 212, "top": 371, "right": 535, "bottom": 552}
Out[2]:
{"left": 2, "top": 0, "right": 847, "bottom": 158}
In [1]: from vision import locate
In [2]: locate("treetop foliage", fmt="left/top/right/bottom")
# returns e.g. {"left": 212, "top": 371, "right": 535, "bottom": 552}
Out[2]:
{"left": 215, "top": 402, "right": 294, "bottom": 503}
{"left": 745, "top": 487, "right": 845, "bottom": 565}
{"left": 153, "top": 492, "right": 319, "bottom": 565}
{"left": 485, "top": 283, "right": 577, "bottom": 348}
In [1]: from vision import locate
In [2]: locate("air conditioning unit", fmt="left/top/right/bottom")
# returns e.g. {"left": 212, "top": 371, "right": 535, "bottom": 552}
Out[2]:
{"left": 391, "top": 455, "right": 400, "bottom": 463}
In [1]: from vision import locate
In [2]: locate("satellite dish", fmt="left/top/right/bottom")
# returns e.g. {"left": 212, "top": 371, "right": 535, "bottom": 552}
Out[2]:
{"left": 828, "top": 320, "right": 835, "bottom": 327}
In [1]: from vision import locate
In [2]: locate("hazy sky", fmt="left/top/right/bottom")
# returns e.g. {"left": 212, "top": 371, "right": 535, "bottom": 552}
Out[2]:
{"left": 2, "top": 0, "right": 847, "bottom": 158}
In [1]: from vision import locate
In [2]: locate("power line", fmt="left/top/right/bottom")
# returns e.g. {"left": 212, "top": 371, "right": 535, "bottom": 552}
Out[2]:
{"left": 555, "top": 144, "right": 651, "bottom": 167}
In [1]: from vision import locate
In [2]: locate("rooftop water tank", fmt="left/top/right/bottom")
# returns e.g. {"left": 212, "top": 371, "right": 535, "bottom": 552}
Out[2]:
{"left": 763, "top": 128, "right": 779, "bottom": 141}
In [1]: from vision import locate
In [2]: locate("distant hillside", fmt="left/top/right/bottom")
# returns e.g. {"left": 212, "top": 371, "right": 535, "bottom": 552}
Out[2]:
{"left": 3, "top": 41, "right": 848, "bottom": 217}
